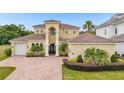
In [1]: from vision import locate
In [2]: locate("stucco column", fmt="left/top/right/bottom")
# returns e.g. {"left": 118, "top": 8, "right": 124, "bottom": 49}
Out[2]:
{"left": 56, "top": 30, "right": 59, "bottom": 56}
{"left": 45, "top": 29, "right": 49, "bottom": 56}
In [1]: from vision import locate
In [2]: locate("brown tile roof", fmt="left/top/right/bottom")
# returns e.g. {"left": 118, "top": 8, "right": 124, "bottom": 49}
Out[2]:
{"left": 68, "top": 33, "right": 116, "bottom": 43}
{"left": 59, "top": 37, "right": 70, "bottom": 41}
{"left": 10, "top": 34, "right": 45, "bottom": 42}
{"left": 111, "top": 34, "right": 124, "bottom": 42}
{"left": 60, "top": 24, "right": 80, "bottom": 30}
{"left": 32, "top": 23, "right": 80, "bottom": 30}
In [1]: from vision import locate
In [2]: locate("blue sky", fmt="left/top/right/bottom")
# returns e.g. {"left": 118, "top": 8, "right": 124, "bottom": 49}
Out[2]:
{"left": 0, "top": 13, "right": 114, "bottom": 30}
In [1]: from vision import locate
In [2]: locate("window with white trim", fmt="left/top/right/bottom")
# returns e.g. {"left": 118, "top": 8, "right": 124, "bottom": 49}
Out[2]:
{"left": 36, "top": 30, "right": 39, "bottom": 34}
{"left": 66, "top": 31, "right": 68, "bottom": 34}
{"left": 115, "top": 28, "right": 117, "bottom": 35}
{"left": 105, "top": 29, "right": 106, "bottom": 35}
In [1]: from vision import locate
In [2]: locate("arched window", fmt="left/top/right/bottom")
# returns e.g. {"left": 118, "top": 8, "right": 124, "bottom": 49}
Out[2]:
{"left": 36, "top": 30, "right": 39, "bottom": 34}
{"left": 49, "top": 27, "right": 56, "bottom": 35}
{"left": 73, "top": 31, "right": 75, "bottom": 34}
{"left": 40, "top": 43, "right": 43, "bottom": 51}
{"left": 36, "top": 43, "right": 39, "bottom": 46}
{"left": 41, "top": 30, "right": 43, "bottom": 33}
{"left": 40, "top": 43, "right": 43, "bottom": 46}
{"left": 32, "top": 43, "right": 35, "bottom": 46}
{"left": 66, "top": 31, "right": 68, "bottom": 34}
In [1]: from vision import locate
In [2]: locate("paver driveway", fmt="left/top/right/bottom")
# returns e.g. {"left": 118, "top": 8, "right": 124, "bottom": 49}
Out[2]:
{"left": 0, "top": 56, "right": 66, "bottom": 80}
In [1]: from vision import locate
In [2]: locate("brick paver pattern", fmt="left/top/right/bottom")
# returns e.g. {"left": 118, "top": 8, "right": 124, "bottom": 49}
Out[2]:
{"left": 0, "top": 56, "right": 66, "bottom": 80}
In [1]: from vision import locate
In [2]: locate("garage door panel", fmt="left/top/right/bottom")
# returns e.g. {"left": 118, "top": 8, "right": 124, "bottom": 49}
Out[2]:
{"left": 15, "top": 44, "right": 27, "bottom": 55}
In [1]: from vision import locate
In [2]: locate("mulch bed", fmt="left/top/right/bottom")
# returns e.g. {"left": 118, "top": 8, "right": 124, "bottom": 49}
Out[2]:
{"left": 63, "top": 59, "right": 124, "bottom": 71}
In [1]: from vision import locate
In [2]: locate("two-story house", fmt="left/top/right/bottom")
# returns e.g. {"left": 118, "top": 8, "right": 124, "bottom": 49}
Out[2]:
{"left": 9, "top": 20, "right": 80, "bottom": 56}
{"left": 10, "top": 19, "right": 116, "bottom": 58}
{"left": 96, "top": 13, "right": 124, "bottom": 55}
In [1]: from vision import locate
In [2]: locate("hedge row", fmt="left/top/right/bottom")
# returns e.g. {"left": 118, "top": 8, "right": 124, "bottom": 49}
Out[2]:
{"left": 63, "top": 59, "right": 124, "bottom": 71}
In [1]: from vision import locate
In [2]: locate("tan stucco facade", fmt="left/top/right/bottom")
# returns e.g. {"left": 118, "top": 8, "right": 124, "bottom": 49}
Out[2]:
{"left": 59, "top": 29, "right": 79, "bottom": 39}
{"left": 68, "top": 43, "right": 116, "bottom": 58}
{"left": 10, "top": 20, "right": 116, "bottom": 57}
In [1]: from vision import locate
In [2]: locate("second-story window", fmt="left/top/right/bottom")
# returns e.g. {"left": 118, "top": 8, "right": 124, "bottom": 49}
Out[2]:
{"left": 51, "top": 31, "right": 55, "bottom": 35}
{"left": 73, "top": 31, "right": 75, "bottom": 34}
{"left": 49, "top": 27, "right": 56, "bottom": 35}
{"left": 36, "top": 30, "right": 39, "bottom": 34}
{"left": 41, "top": 30, "right": 43, "bottom": 33}
{"left": 105, "top": 29, "right": 106, "bottom": 35}
{"left": 115, "top": 28, "right": 117, "bottom": 35}
{"left": 66, "top": 31, "right": 68, "bottom": 34}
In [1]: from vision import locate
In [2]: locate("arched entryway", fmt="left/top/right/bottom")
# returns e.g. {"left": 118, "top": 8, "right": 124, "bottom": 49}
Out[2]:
{"left": 49, "top": 43, "right": 56, "bottom": 55}
{"left": 45, "top": 26, "right": 59, "bottom": 56}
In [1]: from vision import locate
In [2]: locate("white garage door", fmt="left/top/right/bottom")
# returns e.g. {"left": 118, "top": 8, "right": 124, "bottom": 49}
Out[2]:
{"left": 15, "top": 44, "right": 27, "bottom": 55}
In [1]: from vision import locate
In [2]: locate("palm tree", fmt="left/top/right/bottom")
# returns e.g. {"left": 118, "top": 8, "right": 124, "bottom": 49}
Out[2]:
{"left": 83, "top": 20, "right": 96, "bottom": 34}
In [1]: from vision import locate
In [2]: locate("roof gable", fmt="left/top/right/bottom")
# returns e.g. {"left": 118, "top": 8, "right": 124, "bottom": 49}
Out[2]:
{"left": 9, "top": 34, "right": 45, "bottom": 42}
{"left": 96, "top": 13, "right": 124, "bottom": 29}
{"left": 32, "top": 23, "right": 80, "bottom": 30}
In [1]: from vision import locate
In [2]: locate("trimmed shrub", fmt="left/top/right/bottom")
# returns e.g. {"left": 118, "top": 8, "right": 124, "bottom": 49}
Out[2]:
{"left": 59, "top": 51, "right": 68, "bottom": 56}
{"left": 117, "top": 58, "right": 124, "bottom": 63}
{"left": 77, "top": 55, "right": 83, "bottom": 63}
{"left": 63, "top": 59, "right": 124, "bottom": 71}
{"left": 69, "top": 57, "right": 77, "bottom": 62}
{"left": 26, "top": 51, "right": 33, "bottom": 57}
{"left": 121, "top": 54, "right": 124, "bottom": 57}
{"left": 115, "top": 52, "right": 120, "bottom": 58}
{"left": 39, "top": 51, "right": 45, "bottom": 57}
{"left": 4, "top": 48, "right": 11, "bottom": 56}
{"left": 111, "top": 54, "right": 118, "bottom": 62}
{"left": 59, "top": 42, "right": 68, "bottom": 56}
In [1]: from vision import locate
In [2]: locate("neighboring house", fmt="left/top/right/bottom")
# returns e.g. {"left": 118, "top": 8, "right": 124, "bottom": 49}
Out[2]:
{"left": 96, "top": 13, "right": 124, "bottom": 55}
{"left": 9, "top": 19, "right": 116, "bottom": 58}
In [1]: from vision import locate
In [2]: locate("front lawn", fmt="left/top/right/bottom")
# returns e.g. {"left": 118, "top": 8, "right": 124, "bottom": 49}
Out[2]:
{"left": 0, "top": 45, "right": 11, "bottom": 61}
{"left": 0, "top": 66, "right": 16, "bottom": 80}
{"left": 62, "top": 65, "right": 124, "bottom": 80}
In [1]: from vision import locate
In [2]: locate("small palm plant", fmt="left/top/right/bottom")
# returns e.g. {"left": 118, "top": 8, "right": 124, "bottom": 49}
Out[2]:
{"left": 84, "top": 48, "right": 110, "bottom": 66}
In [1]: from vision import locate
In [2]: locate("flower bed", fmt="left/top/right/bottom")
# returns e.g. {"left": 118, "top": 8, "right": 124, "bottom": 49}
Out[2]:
{"left": 63, "top": 59, "right": 124, "bottom": 71}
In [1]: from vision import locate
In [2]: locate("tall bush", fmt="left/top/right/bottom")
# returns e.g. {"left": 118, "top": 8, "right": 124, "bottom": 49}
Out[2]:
{"left": 84, "top": 48, "right": 95, "bottom": 63}
{"left": 111, "top": 54, "right": 118, "bottom": 62}
{"left": 59, "top": 42, "right": 68, "bottom": 56}
{"left": 77, "top": 55, "right": 83, "bottom": 63}
{"left": 39, "top": 43, "right": 43, "bottom": 51}
{"left": 4, "top": 48, "right": 11, "bottom": 56}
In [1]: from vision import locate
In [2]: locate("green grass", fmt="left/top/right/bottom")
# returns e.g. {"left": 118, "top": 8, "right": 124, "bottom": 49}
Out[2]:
{"left": 0, "top": 45, "right": 11, "bottom": 61}
{"left": 62, "top": 65, "right": 124, "bottom": 80}
{"left": 0, "top": 66, "right": 16, "bottom": 80}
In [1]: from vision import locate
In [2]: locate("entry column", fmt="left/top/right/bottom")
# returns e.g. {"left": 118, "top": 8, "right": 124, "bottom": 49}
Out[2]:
{"left": 45, "top": 29, "right": 49, "bottom": 56}
{"left": 56, "top": 30, "right": 59, "bottom": 56}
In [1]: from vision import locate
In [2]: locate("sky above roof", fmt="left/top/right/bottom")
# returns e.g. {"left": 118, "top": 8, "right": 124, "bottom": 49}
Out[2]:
{"left": 0, "top": 13, "right": 114, "bottom": 30}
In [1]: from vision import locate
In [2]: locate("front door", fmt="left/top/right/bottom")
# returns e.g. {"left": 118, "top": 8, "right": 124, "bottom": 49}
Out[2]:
{"left": 49, "top": 43, "right": 56, "bottom": 55}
